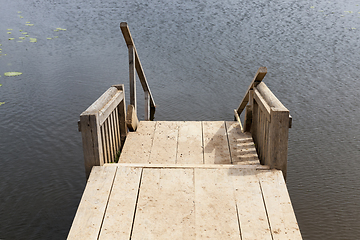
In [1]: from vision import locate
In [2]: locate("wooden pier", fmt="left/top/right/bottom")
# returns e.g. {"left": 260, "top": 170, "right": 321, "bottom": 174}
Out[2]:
{"left": 68, "top": 23, "right": 302, "bottom": 239}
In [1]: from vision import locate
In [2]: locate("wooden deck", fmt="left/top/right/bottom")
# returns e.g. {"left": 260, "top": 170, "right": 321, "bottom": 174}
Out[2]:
{"left": 68, "top": 121, "right": 302, "bottom": 239}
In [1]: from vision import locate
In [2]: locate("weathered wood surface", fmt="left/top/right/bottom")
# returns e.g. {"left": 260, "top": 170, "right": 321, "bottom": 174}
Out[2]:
{"left": 118, "top": 121, "right": 156, "bottom": 163}
{"left": 67, "top": 166, "right": 117, "bottom": 239}
{"left": 68, "top": 165, "right": 302, "bottom": 239}
{"left": 98, "top": 167, "right": 142, "bottom": 240}
{"left": 149, "top": 121, "right": 179, "bottom": 164}
{"left": 203, "top": 121, "right": 232, "bottom": 164}
{"left": 176, "top": 121, "right": 203, "bottom": 164}
{"left": 226, "top": 121, "right": 260, "bottom": 165}
{"left": 132, "top": 168, "right": 196, "bottom": 239}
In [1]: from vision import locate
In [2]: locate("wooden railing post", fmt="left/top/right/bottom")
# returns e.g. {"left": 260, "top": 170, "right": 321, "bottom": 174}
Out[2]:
{"left": 129, "top": 45, "right": 136, "bottom": 114}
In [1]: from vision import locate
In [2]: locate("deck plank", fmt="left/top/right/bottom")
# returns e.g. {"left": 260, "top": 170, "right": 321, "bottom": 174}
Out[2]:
{"left": 203, "top": 121, "right": 231, "bottom": 164}
{"left": 67, "top": 166, "right": 117, "bottom": 240}
{"left": 131, "top": 168, "right": 196, "bottom": 239}
{"left": 226, "top": 121, "right": 260, "bottom": 165}
{"left": 118, "top": 121, "right": 156, "bottom": 163}
{"left": 98, "top": 166, "right": 142, "bottom": 240}
{"left": 176, "top": 121, "right": 203, "bottom": 164}
{"left": 149, "top": 121, "right": 180, "bottom": 164}
{"left": 258, "top": 170, "right": 302, "bottom": 240}
{"left": 195, "top": 168, "right": 240, "bottom": 239}
{"left": 229, "top": 168, "right": 272, "bottom": 240}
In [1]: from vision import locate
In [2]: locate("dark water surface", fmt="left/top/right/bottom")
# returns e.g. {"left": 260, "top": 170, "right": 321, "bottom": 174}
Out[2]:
{"left": 1, "top": 0, "right": 360, "bottom": 239}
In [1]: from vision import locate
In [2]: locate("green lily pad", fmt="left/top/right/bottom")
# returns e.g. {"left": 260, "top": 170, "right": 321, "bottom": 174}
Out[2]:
{"left": 7, "top": 32, "right": 11, "bottom": 34}
{"left": 22, "top": 32, "right": 28, "bottom": 34}
{"left": 19, "top": 29, "right": 23, "bottom": 32}
{"left": 26, "top": 24, "right": 34, "bottom": 26}
{"left": 19, "top": 16, "right": 23, "bottom": 18}
{"left": 310, "top": 6, "right": 315, "bottom": 8}
{"left": 19, "top": 37, "right": 25, "bottom": 40}
{"left": 0, "top": 102, "right": 5, "bottom": 106}
{"left": 54, "top": 36, "right": 59, "bottom": 38}
{"left": 29, "top": 38, "right": 37, "bottom": 43}
{"left": 46, "top": 38, "right": 52, "bottom": 40}
{"left": 7, "top": 28, "right": 13, "bottom": 30}
{"left": 0, "top": 84, "right": 2, "bottom": 86}
{"left": 4, "top": 72, "right": 22, "bottom": 77}
{"left": 25, "top": 35, "right": 29, "bottom": 37}
{"left": 8, "top": 38, "right": 15, "bottom": 40}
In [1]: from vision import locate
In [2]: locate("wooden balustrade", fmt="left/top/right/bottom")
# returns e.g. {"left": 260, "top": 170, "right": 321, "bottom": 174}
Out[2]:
{"left": 78, "top": 85, "right": 127, "bottom": 178}
{"left": 236, "top": 68, "right": 291, "bottom": 180}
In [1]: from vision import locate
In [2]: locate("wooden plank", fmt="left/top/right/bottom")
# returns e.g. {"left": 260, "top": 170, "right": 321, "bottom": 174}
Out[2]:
{"left": 268, "top": 108, "right": 289, "bottom": 180}
{"left": 79, "top": 114, "right": 103, "bottom": 178}
{"left": 236, "top": 67, "right": 267, "bottom": 115}
{"left": 176, "top": 121, "right": 203, "bottom": 164}
{"left": 225, "top": 121, "right": 260, "bottom": 165}
{"left": 120, "top": 22, "right": 156, "bottom": 108}
{"left": 104, "top": 163, "right": 270, "bottom": 170}
{"left": 203, "top": 121, "right": 231, "bottom": 164}
{"left": 145, "top": 91, "right": 150, "bottom": 121}
{"left": 98, "top": 167, "right": 142, "bottom": 240}
{"left": 257, "top": 170, "right": 302, "bottom": 239}
{"left": 118, "top": 121, "right": 156, "bottom": 163}
{"left": 195, "top": 168, "right": 240, "bottom": 239}
{"left": 81, "top": 87, "right": 118, "bottom": 116}
{"left": 132, "top": 168, "right": 195, "bottom": 239}
{"left": 67, "top": 166, "right": 117, "bottom": 240}
{"left": 229, "top": 168, "right": 272, "bottom": 240}
{"left": 98, "top": 90, "right": 124, "bottom": 125}
{"left": 149, "top": 121, "right": 179, "bottom": 164}
{"left": 256, "top": 82, "right": 288, "bottom": 111}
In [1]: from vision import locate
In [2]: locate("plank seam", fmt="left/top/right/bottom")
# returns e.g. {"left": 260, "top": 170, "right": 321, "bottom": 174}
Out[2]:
{"left": 235, "top": 202, "right": 243, "bottom": 240}
{"left": 175, "top": 122, "right": 180, "bottom": 164}
{"left": 147, "top": 122, "right": 157, "bottom": 163}
{"left": 259, "top": 179, "right": 274, "bottom": 240}
{"left": 224, "top": 121, "right": 233, "bottom": 164}
{"left": 96, "top": 167, "right": 118, "bottom": 240}
{"left": 129, "top": 167, "right": 144, "bottom": 240}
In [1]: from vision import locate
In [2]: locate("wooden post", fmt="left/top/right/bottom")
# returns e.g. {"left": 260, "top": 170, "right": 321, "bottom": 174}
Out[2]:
{"left": 129, "top": 45, "right": 136, "bottom": 115}
{"left": 267, "top": 109, "right": 289, "bottom": 180}
{"left": 244, "top": 105, "right": 252, "bottom": 132}
{"left": 256, "top": 82, "right": 290, "bottom": 180}
{"left": 145, "top": 91, "right": 150, "bottom": 121}
{"left": 79, "top": 113, "right": 103, "bottom": 179}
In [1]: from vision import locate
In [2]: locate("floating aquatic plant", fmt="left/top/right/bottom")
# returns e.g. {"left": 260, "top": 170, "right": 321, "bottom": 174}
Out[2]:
{"left": 47, "top": 38, "right": 52, "bottom": 40}
{"left": 4, "top": 72, "right": 22, "bottom": 77}
{"left": 26, "top": 24, "right": 34, "bottom": 26}
{"left": 19, "top": 16, "right": 23, "bottom": 18}
{"left": 0, "top": 102, "right": 5, "bottom": 106}
{"left": 22, "top": 32, "right": 27, "bottom": 34}
{"left": 19, "top": 37, "right": 25, "bottom": 40}
{"left": 7, "top": 32, "right": 11, "bottom": 34}
{"left": 8, "top": 38, "right": 14, "bottom": 40}
{"left": 7, "top": 28, "right": 13, "bottom": 30}
{"left": 310, "top": 6, "right": 315, "bottom": 8}
{"left": 29, "top": 38, "right": 37, "bottom": 43}
{"left": 19, "top": 29, "right": 23, "bottom": 32}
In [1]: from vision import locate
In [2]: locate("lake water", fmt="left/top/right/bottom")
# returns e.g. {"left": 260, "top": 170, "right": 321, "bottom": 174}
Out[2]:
{"left": 1, "top": 0, "right": 360, "bottom": 239}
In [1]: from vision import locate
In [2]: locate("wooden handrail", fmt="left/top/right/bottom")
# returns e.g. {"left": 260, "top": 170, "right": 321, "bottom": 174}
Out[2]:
{"left": 79, "top": 85, "right": 127, "bottom": 178}
{"left": 120, "top": 22, "right": 155, "bottom": 121}
{"left": 236, "top": 67, "right": 267, "bottom": 116}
